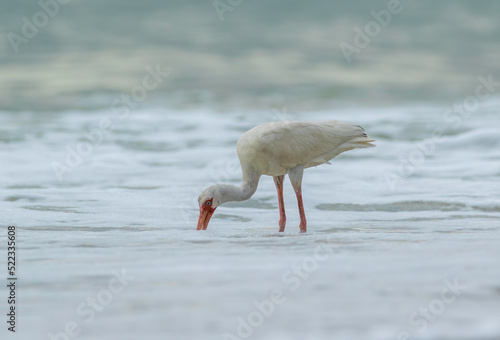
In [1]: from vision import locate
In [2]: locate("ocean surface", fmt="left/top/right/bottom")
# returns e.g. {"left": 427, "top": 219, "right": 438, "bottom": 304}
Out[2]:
{"left": 1, "top": 100, "right": 499, "bottom": 340}
{"left": 2, "top": 1, "right": 500, "bottom": 111}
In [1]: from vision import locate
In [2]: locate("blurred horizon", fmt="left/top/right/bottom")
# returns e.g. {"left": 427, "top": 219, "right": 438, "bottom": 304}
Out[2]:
{"left": 1, "top": 0, "right": 500, "bottom": 112}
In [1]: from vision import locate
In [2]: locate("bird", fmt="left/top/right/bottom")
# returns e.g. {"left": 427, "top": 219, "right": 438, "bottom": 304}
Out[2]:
{"left": 197, "top": 120, "right": 375, "bottom": 232}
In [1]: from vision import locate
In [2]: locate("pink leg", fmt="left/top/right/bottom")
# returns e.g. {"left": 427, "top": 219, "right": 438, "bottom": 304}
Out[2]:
{"left": 295, "top": 188, "right": 307, "bottom": 233}
{"left": 289, "top": 166, "right": 307, "bottom": 233}
{"left": 273, "top": 175, "right": 286, "bottom": 232}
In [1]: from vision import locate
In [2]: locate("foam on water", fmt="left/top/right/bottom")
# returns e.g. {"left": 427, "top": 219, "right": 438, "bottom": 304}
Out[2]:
{"left": 1, "top": 103, "right": 499, "bottom": 340}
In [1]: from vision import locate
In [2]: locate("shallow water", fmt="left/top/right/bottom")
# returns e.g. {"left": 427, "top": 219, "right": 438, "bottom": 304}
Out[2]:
{"left": 1, "top": 102, "right": 500, "bottom": 340}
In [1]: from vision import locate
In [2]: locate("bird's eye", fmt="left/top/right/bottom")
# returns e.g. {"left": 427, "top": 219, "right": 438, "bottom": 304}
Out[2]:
{"left": 206, "top": 201, "right": 211, "bottom": 206}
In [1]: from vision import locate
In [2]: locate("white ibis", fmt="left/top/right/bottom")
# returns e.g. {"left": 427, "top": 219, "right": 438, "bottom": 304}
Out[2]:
{"left": 197, "top": 120, "right": 375, "bottom": 232}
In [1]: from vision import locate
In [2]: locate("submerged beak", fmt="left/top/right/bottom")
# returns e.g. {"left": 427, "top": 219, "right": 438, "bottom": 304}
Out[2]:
{"left": 196, "top": 206, "right": 216, "bottom": 230}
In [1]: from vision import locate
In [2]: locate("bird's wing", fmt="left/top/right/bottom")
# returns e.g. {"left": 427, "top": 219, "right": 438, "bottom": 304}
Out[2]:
{"left": 237, "top": 121, "right": 374, "bottom": 176}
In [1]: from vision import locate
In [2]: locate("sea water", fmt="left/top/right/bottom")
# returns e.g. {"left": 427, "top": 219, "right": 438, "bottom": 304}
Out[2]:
{"left": 1, "top": 101, "right": 499, "bottom": 340}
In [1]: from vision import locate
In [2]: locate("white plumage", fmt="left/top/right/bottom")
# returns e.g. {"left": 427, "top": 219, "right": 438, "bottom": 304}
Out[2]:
{"left": 197, "top": 120, "right": 375, "bottom": 232}
{"left": 237, "top": 120, "right": 374, "bottom": 177}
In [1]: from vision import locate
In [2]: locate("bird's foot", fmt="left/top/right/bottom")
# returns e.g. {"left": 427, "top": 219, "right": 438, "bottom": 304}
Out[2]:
{"left": 278, "top": 219, "right": 286, "bottom": 232}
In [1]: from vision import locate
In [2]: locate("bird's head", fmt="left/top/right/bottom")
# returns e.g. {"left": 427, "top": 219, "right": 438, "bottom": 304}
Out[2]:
{"left": 196, "top": 185, "right": 220, "bottom": 230}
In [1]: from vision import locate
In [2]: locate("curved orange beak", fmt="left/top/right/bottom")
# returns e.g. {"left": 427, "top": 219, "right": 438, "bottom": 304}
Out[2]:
{"left": 196, "top": 206, "right": 216, "bottom": 230}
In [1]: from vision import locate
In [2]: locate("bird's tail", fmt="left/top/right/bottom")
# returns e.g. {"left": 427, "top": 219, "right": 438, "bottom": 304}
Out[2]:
{"left": 348, "top": 125, "right": 376, "bottom": 149}
{"left": 335, "top": 125, "right": 376, "bottom": 154}
{"left": 349, "top": 136, "right": 376, "bottom": 149}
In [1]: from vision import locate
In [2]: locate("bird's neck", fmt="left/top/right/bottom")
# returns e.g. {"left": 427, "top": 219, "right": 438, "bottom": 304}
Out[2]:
{"left": 240, "top": 173, "right": 260, "bottom": 201}
{"left": 218, "top": 172, "right": 260, "bottom": 204}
